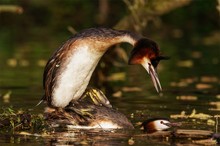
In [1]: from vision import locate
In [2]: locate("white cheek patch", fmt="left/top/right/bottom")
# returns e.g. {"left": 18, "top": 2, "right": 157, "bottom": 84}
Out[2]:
{"left": 52, "top": 46, "right": 103, "bottom": 108}
{"left": 141, "top": 57, "right": 151, "bottom": 74}
{"left": 154, "top": 120, "right": 170, "bottom": 131}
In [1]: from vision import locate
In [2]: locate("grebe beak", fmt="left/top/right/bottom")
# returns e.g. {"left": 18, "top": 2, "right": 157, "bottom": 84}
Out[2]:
{"left": 141, "top": 58, "right": 162, "bottom": 92}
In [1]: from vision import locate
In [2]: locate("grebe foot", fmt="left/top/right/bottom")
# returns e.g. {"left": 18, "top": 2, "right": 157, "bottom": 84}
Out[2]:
{"left": 81, "top": 88, "right": 112, "bottom": 108}
{"left": 65, "top": 106, "right": 93, "bottom": 118}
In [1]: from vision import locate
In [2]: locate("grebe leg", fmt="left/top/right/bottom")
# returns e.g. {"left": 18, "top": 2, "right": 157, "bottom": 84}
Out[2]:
{"left": 65, "top": 101, "right": 94, "bottom": 118}
{"left": 65, "top": 106, "right": 93, "bottom": 118}
{"left": 65, "top": 88, "right": 112, "bottom": 118}
{"left": 81, "top": 88, "right": 112, "bottom": 108}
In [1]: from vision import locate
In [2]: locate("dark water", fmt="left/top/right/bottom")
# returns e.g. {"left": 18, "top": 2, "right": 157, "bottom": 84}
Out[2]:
{"left": 0, "top": 1, "right": 220, "bottom": 145}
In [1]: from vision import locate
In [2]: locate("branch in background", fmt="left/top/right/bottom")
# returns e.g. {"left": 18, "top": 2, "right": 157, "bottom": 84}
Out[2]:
{"left": 217, "top": 0, "right": 220, "bottom": 15}
{"left": 0, "top": 5, "right": 23, "bottom": 14}
{"left": 115, "top": 0, "right": 191, "bottom": 33}
{"left": 97, "top": 0, "right": 109, "bottom": 24}
{"left": 67, "top": 26, "right": 78, "bottom": 34}
{"left": 147, "top": 0, "right": 191, "bottom": 15}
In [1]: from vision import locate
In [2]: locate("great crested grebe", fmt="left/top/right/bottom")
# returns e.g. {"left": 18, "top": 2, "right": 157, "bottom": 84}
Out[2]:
{"left": 42, "top": 27, "right": 167, "bottom": 109}
{"left": 44, "top": 100, "right": 134, "bottom": 129}
{"left": 142, "top": 118, "right": 171, "bottom": 133}
{"left": 141, "top": 118, "right": 181, "bottom": 133}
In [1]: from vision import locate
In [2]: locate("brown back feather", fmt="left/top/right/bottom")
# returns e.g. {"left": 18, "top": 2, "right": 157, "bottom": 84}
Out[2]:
{"left": 43, "top": 39, "right": 74, "bottom": 106}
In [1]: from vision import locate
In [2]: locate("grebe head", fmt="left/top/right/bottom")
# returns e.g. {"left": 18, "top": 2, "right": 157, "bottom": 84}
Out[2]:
{"left": 128, "top": 38, "right": 168, "bottom": 92}
{"left": 142, "top": 118, "right": 171, "bottom": 133}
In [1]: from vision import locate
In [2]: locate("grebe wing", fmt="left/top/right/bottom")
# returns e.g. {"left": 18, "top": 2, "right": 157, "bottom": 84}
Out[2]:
{"left": 43, "top": 42, "right": 70, "bottom": 103}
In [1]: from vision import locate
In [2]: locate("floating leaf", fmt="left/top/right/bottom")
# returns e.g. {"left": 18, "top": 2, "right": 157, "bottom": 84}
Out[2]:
{"left": 176, "top": 95, "right": 197, "bottom": 101}
{"left": 18, "top": 131, "right": 32, "bottom": 136}
{"left": 209, "top": 102, "right": 220, "bottom": 111}
{"left": 170, "top": 81, "right": 188, "bottom": 87}
{"left": 207, "top": 119, "right": 215, "bottom": 126}
{"left": 7, "top": 58, "right": 17, "bottom": 67}
{"left": 0, "top": 5, "right": 23, "bottom": 14}
{"left": 200, "top": 76, "right": 219, "bottom": 83}
{"left": 171, "top": 109, "right": 212, "bottom": 120}
{"left": 112, "top": 91, "right": 122, "bottom": 98}
{"left": 3, "top": 90, "right": 12, "bottom": 103}
{"left": 122, "top": 86, "right": 142, "bottom": 92}
{"left": 37, "top": 59, "right": 47, "bottom": 67}
{"left": 196, "top": 83, "right": 212, "bottom": 90}
{"left": 203, "top": 31, "right": 220, "bottom": 45}
{"left": 177, "top": 60, "right": 193, "bottom": 67}
{"left": 193, "top": 139, "right": 217, "bottom": 145}
{"left": 106, "top": 72, "right": 126, "bottom": 81}
{"left": 128, "top": 137, "right": 135, "bottom": 145}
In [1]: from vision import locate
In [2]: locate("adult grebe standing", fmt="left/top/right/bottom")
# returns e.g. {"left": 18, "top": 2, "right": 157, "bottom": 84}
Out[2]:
{"left": 42, "top": 27, "right": 166, "bottom": 109}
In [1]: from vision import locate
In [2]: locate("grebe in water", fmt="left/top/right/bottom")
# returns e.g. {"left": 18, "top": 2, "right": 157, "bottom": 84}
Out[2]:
{"left": 42, "top": 27, "right": 167, "bottom": 129}
{"left": 141, "top": 118, "right": 181, "bottom": 133}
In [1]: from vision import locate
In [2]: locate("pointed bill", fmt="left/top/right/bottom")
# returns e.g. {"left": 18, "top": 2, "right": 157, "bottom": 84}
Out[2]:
{"left": 141, "top": 58, "right": 162, "bottom": 92}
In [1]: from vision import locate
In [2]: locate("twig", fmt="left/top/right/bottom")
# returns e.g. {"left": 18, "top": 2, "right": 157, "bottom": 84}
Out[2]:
{"left": 0, "top": 5, "right": 23, "bottom": 14}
